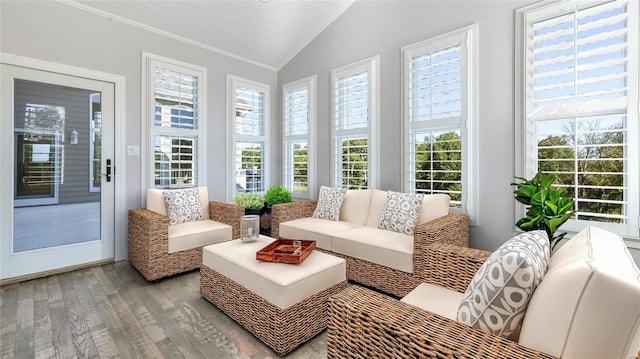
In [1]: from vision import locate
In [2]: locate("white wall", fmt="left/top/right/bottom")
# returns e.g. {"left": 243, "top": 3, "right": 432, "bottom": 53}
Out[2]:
{"left": 276, "top": 0, "right": 637, "bottom": 263}
{"left": 1, "top": 0, "right": 278, "bottom": 260}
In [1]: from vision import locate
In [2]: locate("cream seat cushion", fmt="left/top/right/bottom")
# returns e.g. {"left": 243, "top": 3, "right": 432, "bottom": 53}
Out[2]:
{"left": 518, "top": 226, "right": 640, "bottom": 358}
{"left": 202, "top": 236, "right": 346, "bottom": 309}
{"left": 279, "top": 217, "right": 363, "bottom": 251}
{"left": 168, "top": 219, "right": 231, "bottom": 253}
{"left": 332, "top": 226, "right": 414, "bottom": 273}
{"left": 401, "top": 283, "right": 464, "bottom": 321}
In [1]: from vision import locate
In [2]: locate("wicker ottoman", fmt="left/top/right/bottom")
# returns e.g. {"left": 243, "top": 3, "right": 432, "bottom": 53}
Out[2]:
{"left": 200, "top": 235, "right": 347, "bottom": 356}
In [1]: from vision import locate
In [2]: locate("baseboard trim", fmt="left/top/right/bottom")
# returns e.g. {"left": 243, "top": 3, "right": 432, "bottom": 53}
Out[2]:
{"left": 0, "top": 258, "right": 114, "bottom": 286}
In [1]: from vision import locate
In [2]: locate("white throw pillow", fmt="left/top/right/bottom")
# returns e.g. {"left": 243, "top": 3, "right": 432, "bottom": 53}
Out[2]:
{"left": 456, "top": 230, "right": 550, "bottom": 337}
{"left": 163, "top": 188, "right": 204, "bottom": 226}
{"left": 377, "top": 191, "right": 424, "bottom": 235}
{"left": 312, "top": 186, "right": 348, "bottom": 221}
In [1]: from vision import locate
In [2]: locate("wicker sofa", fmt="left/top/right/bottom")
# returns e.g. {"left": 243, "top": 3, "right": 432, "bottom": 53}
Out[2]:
{"left": 128, "top": 187, "right": 243, "bottom": 281}
{"left": 327, "top": 227, "right": 640, "bottom": 358}
{"left": 271, "top": 189, "right": 469, "bottom": 297}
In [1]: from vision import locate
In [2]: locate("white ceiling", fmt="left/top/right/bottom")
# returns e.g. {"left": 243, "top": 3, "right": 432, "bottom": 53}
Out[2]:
{"left": 60, "top": 0, "right": 355, "bottom": 70}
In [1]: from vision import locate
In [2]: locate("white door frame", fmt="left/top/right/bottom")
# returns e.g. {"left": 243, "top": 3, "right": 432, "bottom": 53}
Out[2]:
{"left": 0, "top": 53, "right": 127, "bottom": 280}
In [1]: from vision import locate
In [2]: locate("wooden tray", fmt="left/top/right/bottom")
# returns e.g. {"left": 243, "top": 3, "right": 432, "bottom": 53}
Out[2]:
{"left": 256, "top": 238, "right": 317, "bottom": 264}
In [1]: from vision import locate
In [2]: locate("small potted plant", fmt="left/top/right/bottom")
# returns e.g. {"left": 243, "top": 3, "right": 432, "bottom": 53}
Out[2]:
{"left": 512, "top": 172, "right": 575, "bottom": 250}
{"left": 261, "top": 186, "right": 293, "bottom": 236}
{"left": 234, "top": 192, "right": 264, "bottom": 216}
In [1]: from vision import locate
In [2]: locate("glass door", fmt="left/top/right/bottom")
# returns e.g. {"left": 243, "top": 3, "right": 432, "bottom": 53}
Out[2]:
{"left": 0, "top": 64, "right": 115, "bottom": 280}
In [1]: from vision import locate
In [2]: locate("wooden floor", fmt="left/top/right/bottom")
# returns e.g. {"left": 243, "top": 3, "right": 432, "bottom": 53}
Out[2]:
{"left": 0, "top": 261, "right": 328, "bottom": 358}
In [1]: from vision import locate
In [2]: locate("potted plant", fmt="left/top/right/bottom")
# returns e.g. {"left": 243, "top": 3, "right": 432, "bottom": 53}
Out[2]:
{"left": 234, "top": 192, "right": 264, "bottom": 216}
{"left": 512, "top": 172, "right": 575, "bottom": 250}
{"left": 261, "top": 186, "right": 293, "bottom": 236}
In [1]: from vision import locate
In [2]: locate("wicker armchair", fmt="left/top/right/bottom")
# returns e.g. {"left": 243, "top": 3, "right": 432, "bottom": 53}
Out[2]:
{"left": 327, "top": 243, "right": 554, "bottom": 358}
{"left": 271, "top": 199, "right": 469, "bottom": 297}
{"left": 328, "top": 229, "right": 640, "bottom": 358}
{"left": 128, "top": 188, "right": 243, "bottom": 281}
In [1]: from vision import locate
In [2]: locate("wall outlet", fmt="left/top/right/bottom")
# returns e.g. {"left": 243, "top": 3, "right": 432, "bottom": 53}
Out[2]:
{"left": 127, "top": 145, "right": 140, "bottom": 156}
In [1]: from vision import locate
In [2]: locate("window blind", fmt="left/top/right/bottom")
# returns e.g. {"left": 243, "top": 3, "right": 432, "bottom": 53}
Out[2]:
{"left": 405, "top": 35, "right": 466, "bottom": 208}
{"left": 150, "top": 59, "right": 203, "bottom": 189}
{"left": 527, "top": 0, "right": 636, "bottom": 227}
{"left": 284, "top": 84, "right": 310, "bottom": 195}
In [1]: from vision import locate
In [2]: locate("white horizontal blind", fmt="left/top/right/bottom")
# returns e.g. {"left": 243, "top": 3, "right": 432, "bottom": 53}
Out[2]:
{"left": 524, "top": 0, "right": 639, "bottom": 235}
{"left": 331, "top": 58, "right": 378, "bottom": 190}
{"left": 283, "top": 83, "right": 310, "bottom": 196}
{"left": 335, "top": 70, "right": 368, "bottom": 131}
{"left": 404, "top": 31, "right": 468, "bottom": 208}
{"left": 235, "top": 87, "right": 265, "bottom": 137}
{"left": 229, "top": 77, "right": 269, "bottom": 197}
{"left": 150, "top": 60, "right": 202, "bottom": 189}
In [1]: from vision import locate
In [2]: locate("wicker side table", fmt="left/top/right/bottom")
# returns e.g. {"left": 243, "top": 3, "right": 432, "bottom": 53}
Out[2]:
{"left": 200, "top": 236, "right": 347, "bottom": 356}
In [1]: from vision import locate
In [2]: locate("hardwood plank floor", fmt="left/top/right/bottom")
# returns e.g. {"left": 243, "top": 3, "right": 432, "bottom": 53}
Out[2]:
{"left": 0, "top": 261, "right": 328, "bottom": 358}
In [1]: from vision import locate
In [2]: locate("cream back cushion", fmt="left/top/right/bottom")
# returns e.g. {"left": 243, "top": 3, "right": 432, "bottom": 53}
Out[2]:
{"left": 366, "top": 189, "right": 389, "bottom": 227}
{"left": 339, "top": 189, "right": 372, "bottom": 225}
{"left": 146, "top": 187, "right": 210, "bottom": 220}
{"left": 518, "top": 226, "right": 640, "bottom": 358}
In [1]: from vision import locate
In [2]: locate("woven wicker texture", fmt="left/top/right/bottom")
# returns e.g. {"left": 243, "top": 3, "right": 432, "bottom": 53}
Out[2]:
{"left": 328, "top": 285, "right": 555, "bottom": 359}
{"left": 128, "top": 201, "right": 243, "bottom": 281}
{"left": 200, "top": 266, "right": 348, "bottom": 356}
{"left": 271, "top": 200, "right": 470, "bottom": 297}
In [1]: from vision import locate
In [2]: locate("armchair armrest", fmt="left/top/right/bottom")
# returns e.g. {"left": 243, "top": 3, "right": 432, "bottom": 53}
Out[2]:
{"left": 209, "top": 201, "right": 244, "bottom": 240}
{"left": 128, "top": 208, "right": 169, "bottom": 276}
{"left": 271, "top": 199, "right": 318, "bottom": 239}
{"left": 328, "top": 286, "right": 555, "bottom": 359}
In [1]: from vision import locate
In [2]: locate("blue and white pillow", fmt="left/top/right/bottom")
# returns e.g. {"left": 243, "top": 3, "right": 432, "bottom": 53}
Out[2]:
{"left": 456, "top": 230, "right": 550, "bottom": 337}
{"left": 163, "top": 188, "right": 204, "bottom": 225}
{"left": 378, "top": 191, "right": 424, "bottom": 235}
{"left": 312, "top": 186, "right": 348, "bottom": 221}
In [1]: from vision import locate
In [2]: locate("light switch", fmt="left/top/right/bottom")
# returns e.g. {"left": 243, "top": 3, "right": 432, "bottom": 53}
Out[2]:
{"left": 127, "top": 145, "right": 140, "bottom": 156}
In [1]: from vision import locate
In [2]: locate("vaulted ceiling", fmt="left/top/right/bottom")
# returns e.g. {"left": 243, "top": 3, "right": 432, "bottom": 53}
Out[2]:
{"left": 60, "top": 0, "right": 355, "bottom": 70}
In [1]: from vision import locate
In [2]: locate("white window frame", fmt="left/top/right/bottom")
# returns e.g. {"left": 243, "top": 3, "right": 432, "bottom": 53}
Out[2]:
{"left": 515, "top": 0, "right": 640, "bottom": 239}
{"left": 401, "top": 24, "right": 478, "bottom": 224}
{"left": 142, "top": 53, "right": 207, "bottom": 190}
{"left": 283, "top": 75, "right": 317, "bottom": 199}
{"left": 227, "top": 75, "right": 270, "bottom": 202}
{"left": 330, "top": 56, "right": 379, "bottom": 189}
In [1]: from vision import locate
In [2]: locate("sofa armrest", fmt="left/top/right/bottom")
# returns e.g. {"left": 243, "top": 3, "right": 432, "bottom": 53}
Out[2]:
{"left": 128, "top": 208, "right": 169, "bottom": 258}
{"left": 417, "top": 243, "right": 490, "bottom": 293}
{"left": 209, "top": 201, "right": 244, "bottom": 240}
{"left": 271, "top": 199, "right": 318, "bottom": 239}
{"left": 328, "top": 286, "right": 555, "bottom": 359}
{"left": 413, "top": 213, "right": 489, "bottom": 292}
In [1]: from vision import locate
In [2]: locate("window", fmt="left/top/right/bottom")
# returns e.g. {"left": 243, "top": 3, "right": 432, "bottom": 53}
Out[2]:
{"left": 228, "top": 75, "right": 270, "bottom": 200}
{"left": 144, "top": 54, "right": 206, "bottom": 189}
{"left": 283, "top": 75, "right": 316, "bottom": 199}
{"left": 402, "top": 25, "right": 477, "bottom": 219}
{"left": 517, "top": 0, "right": 639, "bottom": 237}
{"left": 330, "top": 56, "right": 379, "bottom": 189}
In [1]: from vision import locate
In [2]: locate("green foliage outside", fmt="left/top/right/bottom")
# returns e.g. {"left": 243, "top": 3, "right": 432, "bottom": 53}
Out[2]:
{"left": 341, "top": 138, "right": 368, "bottom": 189}
{"left": 414, "top": 131, "right": 462, "bottom": 207}
{"left": 292, "top": 144, "right": 308, "bottom": 193}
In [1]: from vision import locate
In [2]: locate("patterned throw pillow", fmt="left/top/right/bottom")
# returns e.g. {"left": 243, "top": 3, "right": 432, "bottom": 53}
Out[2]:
{"left": 377, "top": 191, "right": 424, "bottom": 235}
{"left": 456, "top": 230, "right": 550, "bottom": 337}
{"left": 162, "top": 188, "right": 204, "bottom": 226}
{"left": 312, "top": 186, "right": 348, "bottom": 221}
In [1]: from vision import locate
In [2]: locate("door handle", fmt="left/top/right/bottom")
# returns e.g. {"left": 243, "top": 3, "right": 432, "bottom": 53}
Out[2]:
{"left": 104, "top": 159, "right": 111, "bottom": 182}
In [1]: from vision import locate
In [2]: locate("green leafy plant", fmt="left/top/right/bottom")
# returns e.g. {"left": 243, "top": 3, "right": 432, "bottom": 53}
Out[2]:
{"left": 264, "top": 186, "right": 292, "bottom": 206}
{"left": 512, "top": 172, "right": 575, "bottom": 250}
{"left": 234, "top": 193, "right": 264, "bottom": 209}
